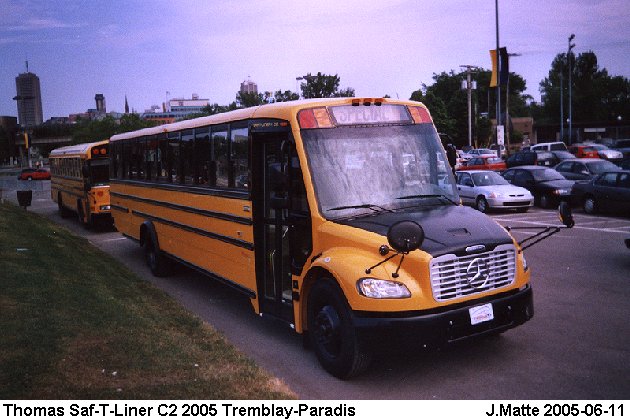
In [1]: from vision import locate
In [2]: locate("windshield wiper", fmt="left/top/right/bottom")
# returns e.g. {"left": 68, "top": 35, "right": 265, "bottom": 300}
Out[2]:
{"left": 328, "top": 203, "right": 393, "bottom": 213}
{"left": 396, "top": 194, "right": 458, "bottom": 206}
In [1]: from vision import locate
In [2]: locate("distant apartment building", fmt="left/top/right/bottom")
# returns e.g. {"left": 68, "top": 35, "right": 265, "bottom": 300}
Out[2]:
{"left": 14, "top": 70, "right": 43, "bottom": 128}
{"left": 141, "top": 94, "right": 209, "bottom": 122}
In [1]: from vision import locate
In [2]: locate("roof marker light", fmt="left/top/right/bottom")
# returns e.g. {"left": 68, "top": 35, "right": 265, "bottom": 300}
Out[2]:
{"left": 297, "top": 107, "right": 334, "bottom": 129}
{"left": 408, "top": 106, "right": 433, "bottom": 124}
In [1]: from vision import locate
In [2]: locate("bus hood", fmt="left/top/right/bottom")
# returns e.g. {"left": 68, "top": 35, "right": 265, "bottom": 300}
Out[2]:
{"left": 338, "top": 205, "right": 513, "bottom": 257}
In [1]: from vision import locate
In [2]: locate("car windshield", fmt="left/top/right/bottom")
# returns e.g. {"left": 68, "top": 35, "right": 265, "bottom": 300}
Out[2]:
{"left": 587, "top": 145, "right": 605, "bottom": 151}
{"left": 301, "top": 124, "right": 458, "bottom": 219}
{"left": 550, "top": 143, "right": 568, "bottom": 151}
{"left": 472, "top": 171, "right": 509, "bottom": 186}
{"left": 474, "top": 149, "right": 494, "bottom": 155}
{"left": 487, "top": 157, "right": 503, "bottom": 164}
{"left": 531, "top": 168, "right": 566, "bottom": 181}
{"left": 586, "top": 160, "right": 620, "bottom": 174}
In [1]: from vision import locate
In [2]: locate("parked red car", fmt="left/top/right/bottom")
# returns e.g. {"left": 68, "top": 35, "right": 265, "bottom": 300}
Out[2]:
{"left": 17, "top": 168, "right": 51, "bottom": 180}
{"left": 568, "top": 144, "right": 599, "bottom": 159}
{"left": 460, "top": 156, "right": 507, "bottom": 171}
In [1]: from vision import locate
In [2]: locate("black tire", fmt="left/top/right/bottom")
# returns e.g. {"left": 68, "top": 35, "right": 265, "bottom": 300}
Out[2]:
{"left": 58, "top": 193, "right": 71, "bottom": 218}
{"left": 583, "top": 195, "right": 597, "bottom": 215}
{"left": 476, "top": 196, "right": 489, "bottom": 213}
{"left": 539, "top": 194, "right": 553, "bottom": 209}
{"left": 307, "top": 278, "right": 371, "bottom": 379}
{"left": 144, "top": 234, "right": 171, "bottom": 277}
{"left": 77, "top": 201, "right": 92, "bottom": 229}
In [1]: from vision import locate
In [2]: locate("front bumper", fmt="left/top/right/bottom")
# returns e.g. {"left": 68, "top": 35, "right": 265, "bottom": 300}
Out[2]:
{"left": 352, "top": 285, "right": 533, "bottom": 349}
{"left": 488, "top": 197, "right": 533, "bottom": 209}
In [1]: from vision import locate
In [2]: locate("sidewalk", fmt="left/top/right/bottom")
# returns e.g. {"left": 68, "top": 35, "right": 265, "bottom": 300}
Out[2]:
{"left": 0, "top": 176, "right": 50, "bottom": 205}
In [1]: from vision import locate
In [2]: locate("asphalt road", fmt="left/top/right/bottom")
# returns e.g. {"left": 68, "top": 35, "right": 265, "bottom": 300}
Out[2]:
{"left": 3, "top": 180, "right": 630, "bottom": 399}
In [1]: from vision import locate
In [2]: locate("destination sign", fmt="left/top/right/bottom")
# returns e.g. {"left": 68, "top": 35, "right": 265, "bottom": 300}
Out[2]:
{"left": 329, "top": 104, "right": 411, "bottom": 126}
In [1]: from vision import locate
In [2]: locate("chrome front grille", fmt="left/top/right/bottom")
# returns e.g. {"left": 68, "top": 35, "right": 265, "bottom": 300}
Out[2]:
{"left": 429, "top": 244, "right": 516, "bottom": 301}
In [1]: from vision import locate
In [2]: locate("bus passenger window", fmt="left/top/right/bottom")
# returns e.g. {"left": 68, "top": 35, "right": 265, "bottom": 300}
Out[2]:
{"left": 156, "top": 134, "right": 169, "bottom": 182}
{"left": 181, "top": 130, "right": 194, "bottom": 185}
{"left": 231, "top": 126, "right": 249, "bottom": 190}
{"left": 145, "top": 136, "right": 158, "bottom": 181}
{"left": 167, "top": 132, "right": 180, "bottom": 183}
{"left": 195, "top": 128, "right": 211, "bottom": 186}
{"left": 213, "top": 129, "right": 229, "bottom": 188}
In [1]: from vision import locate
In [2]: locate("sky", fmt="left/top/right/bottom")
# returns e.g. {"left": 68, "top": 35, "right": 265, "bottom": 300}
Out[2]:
{"left": 1, "top": 0, "right": 630, "bottom": 121}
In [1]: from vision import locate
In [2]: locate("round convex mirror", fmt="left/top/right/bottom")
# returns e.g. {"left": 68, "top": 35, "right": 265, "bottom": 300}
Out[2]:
{"left": 387, "top": 220, "right": 425, "bottom": 253}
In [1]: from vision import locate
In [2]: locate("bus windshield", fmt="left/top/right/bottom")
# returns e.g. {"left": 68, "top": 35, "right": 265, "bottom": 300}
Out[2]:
{"left": 301, "top": 124, "right": 458, "bottom": 219}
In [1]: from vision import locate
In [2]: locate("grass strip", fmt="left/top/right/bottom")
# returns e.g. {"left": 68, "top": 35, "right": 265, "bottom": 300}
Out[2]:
{"left": 0, "top": 202, "right": 294, "bottom": 399}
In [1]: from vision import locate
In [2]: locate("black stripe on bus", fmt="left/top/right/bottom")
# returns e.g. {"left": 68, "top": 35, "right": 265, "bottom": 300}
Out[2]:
{"left": 110, "top": 179, "right": 249, "bottom": 200}
{"left": 110, "top": 191, "right": 253, "bottom": 226}
{"left": 111, "top": 204, "right": 129, "bottom": 213}
{"left": 131, "top": 210, "right": 254, "bottom": 251}
{"left": 163, "top": 252, "right": 256, "bottom": 299}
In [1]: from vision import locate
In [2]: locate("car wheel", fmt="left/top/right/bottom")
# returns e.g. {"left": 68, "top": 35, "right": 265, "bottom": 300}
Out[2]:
{"left": 583, "top": 196, "right": 597, "bottom": 214}
{"left": 539, "top": 194, "right": 553, "bottom": 209}
{"left": 308, "top": 278, "right": 371, "bottom": 379}
{"left": 476, "top": 196, "right": 489, "bottom": 213}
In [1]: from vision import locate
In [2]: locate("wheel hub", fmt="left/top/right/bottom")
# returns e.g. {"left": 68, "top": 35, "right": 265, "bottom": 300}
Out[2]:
{"left": 314, "top": 305, "right": 341, "bottom": 355}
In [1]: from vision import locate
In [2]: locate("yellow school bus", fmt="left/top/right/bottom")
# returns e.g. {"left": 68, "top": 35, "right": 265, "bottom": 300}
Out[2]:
{"left": 109, "top": 98, "right": 532, "bottom": 378}
{"left": 49, "top": 140, "right": 111, "bottom": 227}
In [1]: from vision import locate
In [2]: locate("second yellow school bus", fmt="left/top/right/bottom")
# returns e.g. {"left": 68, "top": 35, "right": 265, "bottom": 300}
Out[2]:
{"left": 49, "top": 140, "right": 111, "bottom": 227}
{"left": 109, "top": 98, "right": 532, "bottom": 378}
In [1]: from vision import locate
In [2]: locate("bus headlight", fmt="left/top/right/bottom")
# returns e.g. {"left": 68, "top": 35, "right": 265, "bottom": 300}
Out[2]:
{"left": 357, "top": 278, "right": 411, "bottom": 299}
{"left": 522, "top": 254, "right": 529, "bottom": 272}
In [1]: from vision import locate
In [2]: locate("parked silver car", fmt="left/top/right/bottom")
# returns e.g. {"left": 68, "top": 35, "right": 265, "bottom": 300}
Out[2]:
{"left": 456, "top": 170, "right": 534, "bottom": 213}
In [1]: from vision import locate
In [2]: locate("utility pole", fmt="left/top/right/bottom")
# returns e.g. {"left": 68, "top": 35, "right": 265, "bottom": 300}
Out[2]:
{"left": 460, "top": 65, "right": 480, "bottom": 148}
{"left": 505, "top": 53, "right": 521, "bottom": 150}
{"left": 567, "top": 34, "right": 576, "bottom": 144}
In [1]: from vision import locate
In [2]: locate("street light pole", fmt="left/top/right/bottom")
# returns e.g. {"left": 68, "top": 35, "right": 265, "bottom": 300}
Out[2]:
{"left": 567, "top": 34, "right": 575, "bottom": 144}
{"left": 495, "top": 0, "right": 501, "bottom": 140}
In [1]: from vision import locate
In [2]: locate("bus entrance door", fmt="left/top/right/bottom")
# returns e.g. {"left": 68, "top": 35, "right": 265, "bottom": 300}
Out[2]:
{"left": 252, "top": 131, "right": 294, "bottom": 323}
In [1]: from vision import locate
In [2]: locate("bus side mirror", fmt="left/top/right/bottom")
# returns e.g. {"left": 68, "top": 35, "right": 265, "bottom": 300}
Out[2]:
{"left": 558, "top": 202, "right": 574, "bottom": 228}
{"left": 387, "top": 220, "right": 425, "bottom": 253}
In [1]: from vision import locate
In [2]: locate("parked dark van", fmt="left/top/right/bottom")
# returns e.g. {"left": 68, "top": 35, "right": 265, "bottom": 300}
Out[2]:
{"left": 506, "top": 151, "right": 555, "bottom": 168}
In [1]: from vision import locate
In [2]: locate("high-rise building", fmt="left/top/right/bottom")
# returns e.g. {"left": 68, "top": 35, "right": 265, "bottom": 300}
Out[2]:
{"left": 95, "top": 94, "right": 106, "bottom": 113}
{"left": 240, "top": 78, "right": 258, "bottom": 95}
{"left": 14, "top": 67, "right": 43, "bottom": 128}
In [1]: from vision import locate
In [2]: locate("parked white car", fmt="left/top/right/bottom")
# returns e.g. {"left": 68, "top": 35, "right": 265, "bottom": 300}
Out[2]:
{"left": 456, "top": 170, "right": 534, "bottom": 213}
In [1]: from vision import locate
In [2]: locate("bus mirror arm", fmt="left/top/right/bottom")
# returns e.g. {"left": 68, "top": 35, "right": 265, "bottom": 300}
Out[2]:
{"left": 365, "top": 220, "right": 424, "bottom": 278}
{"left": 506, "top": 202, "right": 575, "bottom": 252}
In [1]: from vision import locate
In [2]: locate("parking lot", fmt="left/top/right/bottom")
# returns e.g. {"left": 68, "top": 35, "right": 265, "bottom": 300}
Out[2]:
{"left": 2, "top": 179, "right": 629, "bottom": 399}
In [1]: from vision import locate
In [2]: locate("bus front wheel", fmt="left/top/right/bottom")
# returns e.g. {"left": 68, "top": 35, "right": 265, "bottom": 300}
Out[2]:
{"left": 307, "top": 278, "right": 371, "bottom": 379}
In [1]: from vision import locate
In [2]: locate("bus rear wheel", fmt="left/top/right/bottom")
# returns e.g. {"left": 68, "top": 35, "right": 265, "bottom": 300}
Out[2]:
{"left": 58, "top": 193, "right": 71, "bottom": 218}
{"left": 307, "top": 278, "right": 371, "bottom": 379}
{"left": 144, "top": 235, "right": 171, "bottom": 277}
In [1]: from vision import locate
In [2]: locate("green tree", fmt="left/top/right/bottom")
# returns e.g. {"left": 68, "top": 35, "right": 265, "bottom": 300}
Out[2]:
{"left": 236, "top": 91, "right": 266, "bottom": 108}
{"left": 273, "top": 90, "right": 300, "bottom": 102}
{"left": 299, "top": 72, "right": 355, "bottom": 99}
{"left": 539, "top": 50, "right": 630, "bottom": 126}
{"left": 411, "top": 68, "right": 530, "bottom": 147}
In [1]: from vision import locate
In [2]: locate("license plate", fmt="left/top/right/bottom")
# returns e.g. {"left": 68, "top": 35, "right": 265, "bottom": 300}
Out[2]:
{"left": 469, "top": 303, "right": 494, "bottom": 325}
